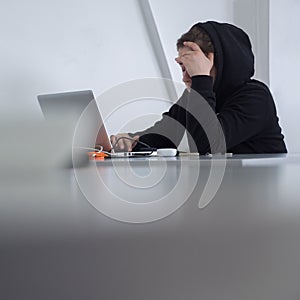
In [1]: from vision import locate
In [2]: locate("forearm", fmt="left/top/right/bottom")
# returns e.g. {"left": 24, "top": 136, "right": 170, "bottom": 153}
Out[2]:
{"left": 131, "top": 91, "right": 189, "bottom": 150}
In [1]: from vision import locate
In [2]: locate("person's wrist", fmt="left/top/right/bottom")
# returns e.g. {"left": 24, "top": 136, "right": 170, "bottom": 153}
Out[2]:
{"left": 191, "top": 71, "right": 210, "bottom": 76}
{"left": 188, "top": 69, "right": 210, "bottom": 77}
{"left": 191, "top": 75, "right": 214, "bottom": 91}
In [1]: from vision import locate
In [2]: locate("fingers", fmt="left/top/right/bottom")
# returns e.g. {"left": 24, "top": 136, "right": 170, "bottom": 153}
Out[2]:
{"left": 110, "top": 134, "right": 139, "bottom": 152}
{"left": 183, "top": 41, "right": 201, "bottom": 52}
{"left": 176, "top": 41, "right": 214, "bottom": 77}
{"left": 207, "top": 52, "right": 214, "bottom": 64}
{"left": 110, "top": 134, "right": 126, "bottom": 150}
{"left": 127, "top": 135, "right": 139, "bottom": 151}
{"left": 117, "top": 137, "right": 126, "bottom": 150}
{"left": 176, "top": 52, "right": 193, "bottom": 63}
{"left": 110, "top": 135, "right": 117, "bottom": 145}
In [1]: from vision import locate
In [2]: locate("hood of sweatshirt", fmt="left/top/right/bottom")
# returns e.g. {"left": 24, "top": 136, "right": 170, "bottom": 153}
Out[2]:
{"left": 191, "top": 21, "right": 255, "bottom": 104}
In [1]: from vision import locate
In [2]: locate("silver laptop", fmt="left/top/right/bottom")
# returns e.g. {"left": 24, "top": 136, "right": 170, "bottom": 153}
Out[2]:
{"left": 37, "top": 90, "right": 154, "bottom": 158}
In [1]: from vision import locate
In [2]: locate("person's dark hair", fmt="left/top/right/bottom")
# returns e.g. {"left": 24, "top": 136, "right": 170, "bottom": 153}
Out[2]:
{"left": 177, "top": 26, "right": 214, "bottom": 55}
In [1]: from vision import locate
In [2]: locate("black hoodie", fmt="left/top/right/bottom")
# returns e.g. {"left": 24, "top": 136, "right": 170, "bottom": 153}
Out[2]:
{"left": 133, "top": 21, "right": 287, "bottom": 154}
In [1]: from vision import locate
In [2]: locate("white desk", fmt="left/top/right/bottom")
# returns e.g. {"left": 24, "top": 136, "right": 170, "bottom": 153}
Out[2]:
{"left": 1, "top": 154, "right": 300, "bottom": 300}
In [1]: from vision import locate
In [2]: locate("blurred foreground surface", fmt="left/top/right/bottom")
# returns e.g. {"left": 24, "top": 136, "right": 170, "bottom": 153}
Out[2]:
{"left": 1, "top": 122, "right": 300, "bottom": 300}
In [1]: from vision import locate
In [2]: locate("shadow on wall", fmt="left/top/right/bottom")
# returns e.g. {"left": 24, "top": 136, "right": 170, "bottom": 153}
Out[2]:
{"left": 233, "top": 0, "right": 269, "bottom": 85}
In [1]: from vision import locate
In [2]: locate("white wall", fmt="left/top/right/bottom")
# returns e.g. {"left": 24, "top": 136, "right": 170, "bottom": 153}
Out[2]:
{"left": 270, "top": 0, "right": 300, "bottom": 153}
{"left": 0, "top": 0, "right": 272, "bottom": 145}
{"left": 0, "top": 0, "right": 168, "bottom": 133}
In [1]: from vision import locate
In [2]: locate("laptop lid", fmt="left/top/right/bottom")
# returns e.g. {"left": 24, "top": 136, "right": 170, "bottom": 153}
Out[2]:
{"left": 37, "top": 90, "right": 112, "bottom": 152}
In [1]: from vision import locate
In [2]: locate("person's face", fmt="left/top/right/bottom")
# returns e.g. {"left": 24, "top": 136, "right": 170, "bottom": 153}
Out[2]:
{"left": 177, "top": 46, "right": 192, "bottom": 90}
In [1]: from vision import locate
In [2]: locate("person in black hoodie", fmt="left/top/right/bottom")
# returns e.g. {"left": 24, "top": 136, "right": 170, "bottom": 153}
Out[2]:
{"left": 111, "top": 21, "right": 287, "bottom": 154}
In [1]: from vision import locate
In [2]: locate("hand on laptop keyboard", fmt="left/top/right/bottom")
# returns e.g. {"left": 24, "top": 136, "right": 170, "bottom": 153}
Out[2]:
{"left": 110, "top": 133, "right": 139, "bottom": 152}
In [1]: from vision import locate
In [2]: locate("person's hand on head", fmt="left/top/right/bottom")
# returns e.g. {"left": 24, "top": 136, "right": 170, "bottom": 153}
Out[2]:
{"left": 110, "top": 133, "right": 140, "bottom": 152}
{"left": 175, "top": 41, "right": 214, "bottom": 78}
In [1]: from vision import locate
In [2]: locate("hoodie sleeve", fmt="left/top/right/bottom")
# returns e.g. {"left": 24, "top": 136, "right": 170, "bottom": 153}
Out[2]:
{"left": 186, "top": 75, "right": 224, "bottom": 154}
{"left": 131, "top": 91, "right": 189, "bottom": 150}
